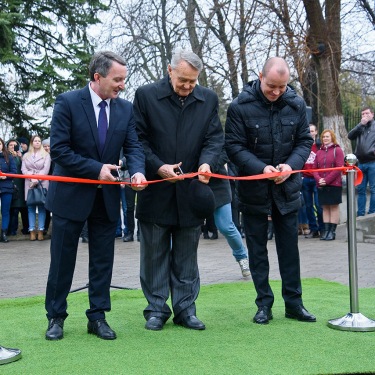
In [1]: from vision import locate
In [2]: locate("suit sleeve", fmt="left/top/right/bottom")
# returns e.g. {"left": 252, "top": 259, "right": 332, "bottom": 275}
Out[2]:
{"left": 50, "top": 94, "right": 103, "bottom": 179}
{"left": 121, "top": 106, "right": 145, "bottom": 177}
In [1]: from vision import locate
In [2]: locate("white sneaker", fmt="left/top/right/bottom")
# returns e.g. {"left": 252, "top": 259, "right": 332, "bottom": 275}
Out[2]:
{"left": 237, "top": 258, "right": 250, "bottom": 277}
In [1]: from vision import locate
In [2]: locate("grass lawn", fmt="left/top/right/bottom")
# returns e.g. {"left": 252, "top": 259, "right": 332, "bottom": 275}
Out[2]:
{"left": 1, "top": 279, "right": 374, "bottom": 375}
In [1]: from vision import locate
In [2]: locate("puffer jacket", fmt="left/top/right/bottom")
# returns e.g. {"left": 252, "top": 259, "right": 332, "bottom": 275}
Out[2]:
{"left": 0, "top": 152, "right": 17, "bottom": 194}
{"left": 348, "top": 120, "right": 375, "bottom": 164}
{"left": 312, "top": 143, "right": 344, "bottom": 187}
{"left": 225, "top": 79, "right": 312, "bottom": 215}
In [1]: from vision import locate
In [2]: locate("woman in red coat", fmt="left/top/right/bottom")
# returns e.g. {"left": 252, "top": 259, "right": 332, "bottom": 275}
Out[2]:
{"left": 313, "top": 129, "right": 344, "bottom": 241}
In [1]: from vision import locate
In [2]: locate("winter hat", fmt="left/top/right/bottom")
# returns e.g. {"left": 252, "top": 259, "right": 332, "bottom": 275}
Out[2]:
{"left": 17, "top": 137, "right": 29, "bottom": 145}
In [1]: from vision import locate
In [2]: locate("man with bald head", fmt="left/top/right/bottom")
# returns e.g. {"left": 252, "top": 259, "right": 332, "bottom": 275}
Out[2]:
{"left": 225, "top": 57, "right": 316, "bottom": 325}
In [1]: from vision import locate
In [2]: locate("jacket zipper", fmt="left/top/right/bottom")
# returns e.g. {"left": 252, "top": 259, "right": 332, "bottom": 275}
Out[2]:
{"left": 323, "top": 146, "right": 328, "bottom": 178}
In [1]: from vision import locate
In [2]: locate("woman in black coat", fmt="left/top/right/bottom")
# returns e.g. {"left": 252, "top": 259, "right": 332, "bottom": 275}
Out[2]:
{"left": 0, "top": 138, "right": 17, "bottom": 242}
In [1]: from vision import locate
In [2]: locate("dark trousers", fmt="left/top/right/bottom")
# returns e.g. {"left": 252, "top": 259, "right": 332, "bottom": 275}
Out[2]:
{"left": 45, "top": 209, "right": 52, "bottom": 232}
{"left": 45, "top": 189, "right": 118, "bottom": 321}
{"left": 243, "top": 201, "right": 302, "bottom": 309}
{"left": 125, "top": 185, "right": 136, "bottom": 234}
{"left": 8, "top": 207, "right": 29, "bottom": 234}
{"left": 139, "top": 221, "right": 201, "bottom": 324}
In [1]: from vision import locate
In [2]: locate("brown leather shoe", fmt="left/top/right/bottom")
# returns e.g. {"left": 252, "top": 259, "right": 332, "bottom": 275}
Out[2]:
{"left": 30, "top": 230, "right": 36, "bottom": 241}
{"left": 38, "top": 230, "right": 44, "bottom": 241}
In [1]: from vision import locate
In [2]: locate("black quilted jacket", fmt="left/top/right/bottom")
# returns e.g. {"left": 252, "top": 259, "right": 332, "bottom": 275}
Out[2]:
{"left": 225, "top": 79, "right": 312, "bottom": 215}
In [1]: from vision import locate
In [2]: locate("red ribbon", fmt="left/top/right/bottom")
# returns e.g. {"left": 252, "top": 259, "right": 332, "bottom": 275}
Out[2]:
{"left": 0, "top": 166, "right": 363, "bottom": 186}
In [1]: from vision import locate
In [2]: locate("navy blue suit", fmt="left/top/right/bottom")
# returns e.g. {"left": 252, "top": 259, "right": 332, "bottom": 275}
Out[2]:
{"left": 45, "top": 85, "right": 145, "bottom": 321}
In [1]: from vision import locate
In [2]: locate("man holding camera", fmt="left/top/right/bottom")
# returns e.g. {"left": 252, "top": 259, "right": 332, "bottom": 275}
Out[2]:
{"left": 348, "top": 107, "right": 375, "bottom": 216}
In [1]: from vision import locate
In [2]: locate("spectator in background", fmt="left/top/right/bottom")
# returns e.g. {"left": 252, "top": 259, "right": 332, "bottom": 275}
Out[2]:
{"left": 348, "top": 107, "right": 375, "bottom": 217}
{"left": 6, "top": 139, "right": 29, "bottom": 235}
{"left": 123, "top": 184, "right": 138, "bottom": 242}
{"left": 0, "top": 138, "right": 17, "bottom": 243}
{"left": 17, "top": 137, "right": 29, "bottom": 155}
{"left": 42, "top": 138, "right": 54, "bottom": 235}
{"left": 313, "top": 129, "right": 344, "bottom": 241}
{"left": 207, "top": 147, "right": 250, "bottom": 277}
{"left": 21, "top": 135, "right": 51, "bottom": 241}
{"left": 302, "top": 124, "right": 324, "bottom": 238}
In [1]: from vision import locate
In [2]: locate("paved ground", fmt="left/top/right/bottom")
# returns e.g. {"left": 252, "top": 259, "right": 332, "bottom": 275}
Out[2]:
{"left": 1, "top": 225, "right": 374, "bottom": 300}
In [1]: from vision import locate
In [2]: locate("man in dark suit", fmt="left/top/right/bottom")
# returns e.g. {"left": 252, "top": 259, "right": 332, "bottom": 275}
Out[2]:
{"left": 134, "top": 48, "right": 223, "bottom": 331}
{"left": 44, "top": 51, "right": 147, "bottom": 341}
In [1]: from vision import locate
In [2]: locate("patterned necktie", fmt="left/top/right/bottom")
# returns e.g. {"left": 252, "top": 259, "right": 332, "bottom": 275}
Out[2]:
{"left": 98, "top": 100, "right": 108, "bottom": 155}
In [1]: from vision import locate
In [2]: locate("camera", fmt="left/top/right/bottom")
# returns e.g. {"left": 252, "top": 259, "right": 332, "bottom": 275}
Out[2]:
{"left": 14, "top": 145, "right": 19, "bottom": 152}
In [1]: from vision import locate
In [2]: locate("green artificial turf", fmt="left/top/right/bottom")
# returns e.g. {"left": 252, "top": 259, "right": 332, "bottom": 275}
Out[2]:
{"left": 1, "top": 279, "right": 375, "bottom": 375}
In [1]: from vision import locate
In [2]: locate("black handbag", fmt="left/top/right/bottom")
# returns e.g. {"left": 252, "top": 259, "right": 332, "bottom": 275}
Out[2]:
{"left": 26, "top": 180, "right": 47, "bottom": 206}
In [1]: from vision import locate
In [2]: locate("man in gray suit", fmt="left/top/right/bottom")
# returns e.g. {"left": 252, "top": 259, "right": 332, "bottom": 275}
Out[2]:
{"left": 134, "top": 48, "right": 223, "bottom": 331}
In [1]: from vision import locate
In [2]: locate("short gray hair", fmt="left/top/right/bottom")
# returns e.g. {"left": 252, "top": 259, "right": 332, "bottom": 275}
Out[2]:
{"left": 89, "top": 51, "right": 127, "bottom": 81}
{"left": 170, "top": 47, "right": 203, "bottom": 73}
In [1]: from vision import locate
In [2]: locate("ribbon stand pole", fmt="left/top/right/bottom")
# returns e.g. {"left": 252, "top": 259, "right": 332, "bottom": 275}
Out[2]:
{"left": 328, "top": 154, "right": 375, "bottom": 331}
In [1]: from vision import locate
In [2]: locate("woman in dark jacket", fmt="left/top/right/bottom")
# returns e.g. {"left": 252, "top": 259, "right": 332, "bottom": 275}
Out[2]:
{"left": 6, "top": 139, "right": 29, "bottom": 235}
{"left": 0, "top": 137, "right": 17, "bottom": 242}
{"left": 313, "top": 129, "right": 344, "bottom": 241}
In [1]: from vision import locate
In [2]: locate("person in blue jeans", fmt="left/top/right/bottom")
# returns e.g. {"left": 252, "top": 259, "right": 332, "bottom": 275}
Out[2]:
{"left": 348, "top": 107, "right": 375, "bottom": 216}
{"left": 302, "top": 124, "right": 324, "bottom": 237}
{"left": 208, "top": 148, "right": 250, "bottom": 277}
{"left": 0, "top": 138, "right": 17, "bottom": 243}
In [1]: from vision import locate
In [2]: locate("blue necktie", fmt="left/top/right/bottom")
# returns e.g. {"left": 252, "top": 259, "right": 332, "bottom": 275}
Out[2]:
{"left": 98, "top": 100, "right": 108, "bottom": 155}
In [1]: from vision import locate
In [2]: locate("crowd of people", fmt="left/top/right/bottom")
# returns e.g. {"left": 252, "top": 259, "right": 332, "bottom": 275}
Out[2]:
{"left": 1, "top": 49, "right": 374, "bottom": 362}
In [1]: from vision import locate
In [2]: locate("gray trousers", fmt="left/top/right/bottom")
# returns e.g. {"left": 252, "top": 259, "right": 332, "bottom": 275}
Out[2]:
{"left": 139, "top": 221, "right": 201, "bottom": 324}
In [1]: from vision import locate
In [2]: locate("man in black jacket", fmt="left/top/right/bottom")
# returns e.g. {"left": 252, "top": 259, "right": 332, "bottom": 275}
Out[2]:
{"left": 225, "top": 57, "right": 316, "bottom": 325}
{"left": 348, "top": 107, "right": 375, "bottom": 216}
{"left": 134, "top": 48, "right": 223, "bottom": 331}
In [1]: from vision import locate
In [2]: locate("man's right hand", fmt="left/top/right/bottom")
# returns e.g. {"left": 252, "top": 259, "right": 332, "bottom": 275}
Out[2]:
{"left": 361, "top": 114, "right": 371, "bottom": 125}
{"left": 263, "top": 165, "right": 278, "bottom": 180}
{"left": 98, "top": 164, "right": 117, "bottom": 182}
{"left": 157, "top": 162, "right": 184, "bottom": 183}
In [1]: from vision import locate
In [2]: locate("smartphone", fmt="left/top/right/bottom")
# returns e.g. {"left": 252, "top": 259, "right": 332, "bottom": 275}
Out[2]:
{"left": 14, "top": 145, "right": 19, "bottom": 152}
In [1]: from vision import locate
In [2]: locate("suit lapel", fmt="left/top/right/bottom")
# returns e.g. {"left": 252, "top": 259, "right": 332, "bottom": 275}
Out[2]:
{"left": 81, "top": 86, "right": 101, "bottom": 156}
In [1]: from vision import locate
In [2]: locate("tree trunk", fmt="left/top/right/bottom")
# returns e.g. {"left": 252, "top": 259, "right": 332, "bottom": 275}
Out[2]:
{"left": 302, "top": 0, "right": 352, "bottom": 155}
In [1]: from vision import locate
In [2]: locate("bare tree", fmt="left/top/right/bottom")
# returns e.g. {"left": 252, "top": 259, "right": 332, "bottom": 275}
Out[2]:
{"left": 356, "top": 0, "right": 375, "bottom": 28}
{"left": 302, "top": 0, "right": 352, "bottom": 154}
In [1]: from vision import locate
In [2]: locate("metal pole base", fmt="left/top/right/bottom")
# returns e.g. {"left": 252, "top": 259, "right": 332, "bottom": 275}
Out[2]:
{"left": 328, "top": 313, "right": 375, "bottom": 331}
{"left": 0, "top": 346, "right": 22, "bottom": 365}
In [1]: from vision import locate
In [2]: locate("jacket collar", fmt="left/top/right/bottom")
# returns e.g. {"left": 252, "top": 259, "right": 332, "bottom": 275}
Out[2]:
{"left": 238, "top": 79, "right": 299, "bottom": 109}
{"left": 157, "top": 74, "right": 205, "bottom": 102}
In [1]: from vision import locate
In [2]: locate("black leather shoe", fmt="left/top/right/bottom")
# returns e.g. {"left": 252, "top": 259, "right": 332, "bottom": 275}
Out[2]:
{"left": 46, "top": 317, "right": 64, "bottom": 340}
{"left": 177, "top": 315, "right": 205, "bottom": 330}
{"left": 87, "top": 319, "right": 117, "bottom": 340}
{"left": 123, "top": 233, "right": 134, "bottom": 242}
{"left": 145, "top": 317, "right": 164, "bottom": 331}
{"left": 253, "top": 306, "right": 273, "bottom": 324}
{"left": 285, "top": 305, "right": 316, "bottom": 322}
